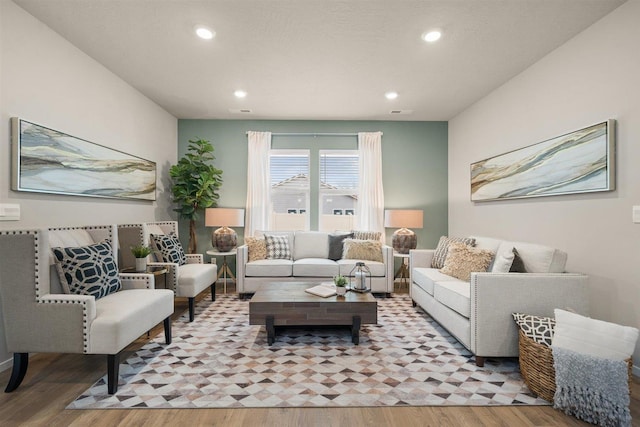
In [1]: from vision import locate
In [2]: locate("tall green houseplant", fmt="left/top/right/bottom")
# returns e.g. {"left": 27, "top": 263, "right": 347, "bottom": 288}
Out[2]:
{"left": 170, "top": 138, "right": 223, "bottom": 253}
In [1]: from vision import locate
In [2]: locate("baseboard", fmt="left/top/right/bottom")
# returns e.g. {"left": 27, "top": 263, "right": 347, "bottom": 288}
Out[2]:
{"left": 633, "top": 363, "right": 639, "bottom": 379}
{"left": 0, "top": 355, "right": 13, "bottom": 373}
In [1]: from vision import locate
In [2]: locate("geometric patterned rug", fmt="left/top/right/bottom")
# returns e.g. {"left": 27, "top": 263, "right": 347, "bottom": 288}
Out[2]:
{"left": 68, "top": 294, "right": 548, "bottom": 408}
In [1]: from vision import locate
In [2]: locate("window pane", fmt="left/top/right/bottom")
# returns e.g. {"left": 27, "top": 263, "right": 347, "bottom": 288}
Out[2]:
{"left": 319, "top": 151, "right": 358, "bottom": 232}
{"left": 270, "top": 151, "right": 310, "bottom": 231}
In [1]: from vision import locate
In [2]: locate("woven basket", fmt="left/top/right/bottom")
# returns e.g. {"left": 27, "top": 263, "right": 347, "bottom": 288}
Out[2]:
{"left": 518, "top": 330, "right": 633, "bottom": 402}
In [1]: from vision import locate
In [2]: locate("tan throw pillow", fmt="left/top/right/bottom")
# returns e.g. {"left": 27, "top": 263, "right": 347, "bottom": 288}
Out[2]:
{"left": 245, "top": 237, "right": 267, "bottom": 262}
{"left": 439, "top": 242, "right": 493, "bottom": 281}
{"left": 342, "top": 239, "right": 383, "bottom": 262}
{"left": 431, "top": 236, "right": 476, "bottom": 269}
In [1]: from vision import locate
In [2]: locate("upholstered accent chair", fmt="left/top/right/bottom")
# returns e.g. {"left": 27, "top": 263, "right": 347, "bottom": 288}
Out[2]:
{"left": 0, "top": 225, "right": 174, "bottom": 394}
{"left": 118, "top": 221, "right": 217, "bottom": 322}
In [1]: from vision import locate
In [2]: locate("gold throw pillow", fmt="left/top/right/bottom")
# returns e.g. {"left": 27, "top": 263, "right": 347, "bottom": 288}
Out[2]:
{"left": 440, "top": 242, "right": 493, "bottom": 281}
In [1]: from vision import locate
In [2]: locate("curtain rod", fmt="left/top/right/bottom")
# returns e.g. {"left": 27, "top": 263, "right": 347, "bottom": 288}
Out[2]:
{"left": 245, "top": 132, "right": 382, "bottom": 137}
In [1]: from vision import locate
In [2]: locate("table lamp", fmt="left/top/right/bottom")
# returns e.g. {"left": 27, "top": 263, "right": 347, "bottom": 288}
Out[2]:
{"left": 205, "top": 208, "right": 245, "bottom": 252}
{"left": 384, "top": 209, "right": 423, "bottom": 254}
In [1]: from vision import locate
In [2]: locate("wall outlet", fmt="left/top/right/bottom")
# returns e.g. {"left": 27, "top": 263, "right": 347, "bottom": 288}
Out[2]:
{"left": 633, "top": 206, "right": 640, "bottom": 224}
{"left": 0, "top": 203, "right": 20, "bottom": 221}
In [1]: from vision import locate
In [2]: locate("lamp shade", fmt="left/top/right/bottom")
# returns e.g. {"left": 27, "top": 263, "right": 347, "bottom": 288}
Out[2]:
{"left": 384, "top": 210, "right": 423, "bottom": 229}
{"left": 205, "top": 208, "right": 245, "bottom": 251}
{"left": 205, "top": 208, "right": 245, "bottom": 227}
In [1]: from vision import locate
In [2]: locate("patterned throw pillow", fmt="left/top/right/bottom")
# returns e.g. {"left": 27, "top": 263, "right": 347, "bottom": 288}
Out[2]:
{"left": 246, "top": 237, "right": 267, "bottom": 262}
{"left": 265, "top": 234, "right": 291, "bottom": 260}
{"left": 351, "top": 230, "right": 382, "bottom": 241}
{"left": 342, "top": 239, "right": 384, "bottom": 262}
{"left": 150, "top": 233, "right": 187, "bottom": 265}
{"left": 431, "top": 236, "right": 476, "bottom": 269}
{"left": 439, "top": 242, "right": 493, "bottom": 281}
{"left": 52, "top": 240, "right": 122, "bottom": 299}
{"left": 512, "top": 313, "right": 555, "bottom": 347}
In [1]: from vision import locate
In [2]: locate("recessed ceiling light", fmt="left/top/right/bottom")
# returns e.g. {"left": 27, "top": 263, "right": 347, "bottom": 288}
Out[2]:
{"left": 195, "top": 26, "right": 215, "bottom": 40}
{"left": 385, "top": 91, "right": 398, "bottom": 100}
{"left": 422, "top": 30, "right": 442, "bottom": 43}
{"left": 234, "top": 90, "right": 247, "bottom": 98}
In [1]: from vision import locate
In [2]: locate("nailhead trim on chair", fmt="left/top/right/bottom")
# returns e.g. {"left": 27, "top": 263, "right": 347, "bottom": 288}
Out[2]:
{"left": 119, "top": 274, "right": 153, "bottom": 289}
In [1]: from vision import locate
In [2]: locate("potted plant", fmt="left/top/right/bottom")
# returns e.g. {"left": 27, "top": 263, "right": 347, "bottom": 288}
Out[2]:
{"left": 131, "top": 245, "right": 152, "bottom": 272}
{"left": 169, "top": 138, "right": 223, "bottom": 254}
{"left": 333, "top": 275, "right": 348, "bottom": 296}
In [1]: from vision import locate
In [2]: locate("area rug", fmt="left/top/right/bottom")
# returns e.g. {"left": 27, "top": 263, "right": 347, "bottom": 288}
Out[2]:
{"left": 68, "top": 294, "right": 547, "bottom": 408}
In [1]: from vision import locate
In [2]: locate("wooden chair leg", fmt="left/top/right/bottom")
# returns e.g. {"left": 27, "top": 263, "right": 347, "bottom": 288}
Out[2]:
{"left": 210, "top": 284, "right": 216, "bottom": 301}
{"left": 188, "top": 297, "right": 195, "bottom": 322}
{"left": 5, "top": 353, "right": 29, "bottom": 393}
{"left": 107, "top": 352, "right": 121, "bottom": 394}
{"left": 164, "top": 316, "right": 172, "bottom": 344}
{"left": 475, "top": 356, "right": 485, "bottom": 367}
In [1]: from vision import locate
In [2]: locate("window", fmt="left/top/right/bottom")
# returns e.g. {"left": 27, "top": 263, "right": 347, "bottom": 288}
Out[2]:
{"left": 270, "top": 150, "right": 310, "bottom": 231}
{"left": 319, "top": 150, "right": 359, "bottom": 232}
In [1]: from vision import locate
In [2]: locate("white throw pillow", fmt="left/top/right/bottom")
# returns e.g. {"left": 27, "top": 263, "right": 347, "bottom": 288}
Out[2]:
{"left": 491, "top": 246, "right": 515, "bottom": 273}
{"left": 552, "top": 309, "right": 639, "bottom": 361}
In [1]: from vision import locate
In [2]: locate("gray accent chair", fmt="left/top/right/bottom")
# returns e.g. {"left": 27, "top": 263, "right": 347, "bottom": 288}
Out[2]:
{"left": 118, "top": 221, "right": 217, "bottom": 322}
{"left": 0, "top": 225, "right": 174, "bottom": 394}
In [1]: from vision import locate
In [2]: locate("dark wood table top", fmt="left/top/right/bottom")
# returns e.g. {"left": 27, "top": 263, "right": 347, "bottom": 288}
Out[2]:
{"left": 250, "top": 282, "right": 376, "bottom": 304}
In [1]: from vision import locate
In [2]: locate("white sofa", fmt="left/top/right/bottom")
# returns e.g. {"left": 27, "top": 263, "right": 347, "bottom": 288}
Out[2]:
{"left": 409, "top": 236, "right": 589, "bottom": 366}
{"left": 237, "top": 231, "right": 394, "bottom": 297}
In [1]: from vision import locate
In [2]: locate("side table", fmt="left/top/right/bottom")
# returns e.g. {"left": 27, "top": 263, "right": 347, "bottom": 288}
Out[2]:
{"left": 393, "top": 252, "right": 410, "bottom": 288}
{"left": 206, "top": 249, "right": 236, "bottom": 294}
{"left": 120, "top": 265, "right": 169, "bottom": 289}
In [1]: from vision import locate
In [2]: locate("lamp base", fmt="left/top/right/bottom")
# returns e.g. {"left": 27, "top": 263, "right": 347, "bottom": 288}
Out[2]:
{"left": 392, "top": 228, "right": 416, "bottom": 254}
{"left": 213, "top": 226, "right": 237, "bottom": 252}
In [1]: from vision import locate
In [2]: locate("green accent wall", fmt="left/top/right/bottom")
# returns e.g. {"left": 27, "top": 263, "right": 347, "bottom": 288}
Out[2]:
{"left": 176, "top": 119, "right": 448, "bottom": 271}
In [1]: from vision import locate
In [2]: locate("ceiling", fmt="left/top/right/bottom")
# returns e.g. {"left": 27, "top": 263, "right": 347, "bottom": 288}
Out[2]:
{"left": 14, "top": 0, "right": 626, "bottom": 121}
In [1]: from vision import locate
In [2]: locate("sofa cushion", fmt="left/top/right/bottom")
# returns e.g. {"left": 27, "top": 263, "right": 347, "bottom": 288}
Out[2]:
{"left": 150, "top": 233, "right": 187, "bottom": 265}
{"left": 246, "top": 237, "right": 267, "bottom": 262}
{"left": 293, "top": 231, "right": 329, "bottom": 260}
{"left": 245, "top": 259, "right": 293, "bottom": 277}
{"left": 337, "top": 259, "right": 385, "bottom": 277}
{"left": 432, "top": 236, "right": 476, "bottom": 269}
{"left": 265, "top": 234, "right": 292, "bottom": 260}
{"left": 293, "top": 258, "right": 339, "bottom": 277}
{"left": 440, "top": 242, "right": 493, "bottom": 281}
{"left": 328, "top": 232, "right": 354, "bottom": 261}
{"left": 52, "top": 240, "right": 122, "bottom": 299}
{"left": 433, "top": 281, "right": 471, "bottom": 319}
{"left": 342, "top": 239, "right": 383, "bottom": 262}
{"left": 491, "top": 246, "right": 515, "bottom": 273}
{"left": 411, "top": 267, "right": 459, "bottom": 296}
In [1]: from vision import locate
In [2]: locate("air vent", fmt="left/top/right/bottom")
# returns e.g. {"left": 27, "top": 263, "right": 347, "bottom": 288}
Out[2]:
{"left": 389, "top": 110, "right": 413, "bottom": 115}
{"left": 228, "top": 109, "right": 253, "bottom": 114}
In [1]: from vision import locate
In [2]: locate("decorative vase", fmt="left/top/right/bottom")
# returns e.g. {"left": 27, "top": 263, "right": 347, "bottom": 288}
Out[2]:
{"left": 336, "top": 286, "right": 346, "bottom": 296}
{"left": 135, "top": 257, "right": 147, "bottom": 273}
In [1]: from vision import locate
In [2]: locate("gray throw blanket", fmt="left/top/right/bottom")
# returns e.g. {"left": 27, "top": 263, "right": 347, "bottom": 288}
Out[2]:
{"left": 553, "top": 346, "right": 631, "bottom": 427}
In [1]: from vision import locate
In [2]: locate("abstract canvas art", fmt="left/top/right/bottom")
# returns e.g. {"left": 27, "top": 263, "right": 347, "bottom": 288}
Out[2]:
{"left": 11, "top": 118, "right": 156, "bottom": 201}
{"left": 471, "top": 120, "right": 615, "bottom": 202}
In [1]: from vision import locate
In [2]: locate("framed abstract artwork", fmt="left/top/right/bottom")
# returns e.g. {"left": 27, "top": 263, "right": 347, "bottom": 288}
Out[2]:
{"left": 11, "top": 118, "right": 156, "bottom": 201}
{"left": 470, "top": 120, "right": 615, "bottom": 202}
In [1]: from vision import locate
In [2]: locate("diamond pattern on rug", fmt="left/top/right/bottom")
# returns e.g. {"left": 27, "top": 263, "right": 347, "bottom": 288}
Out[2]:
{"left": 68, "top": 294, "right": 547, "bottom": 409}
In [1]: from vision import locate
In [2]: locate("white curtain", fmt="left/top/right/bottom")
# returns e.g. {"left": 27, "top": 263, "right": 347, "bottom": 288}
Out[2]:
{"left": 356, "top": 132, "right": 385, "bottom": 241}
{"left": 245, "top": 131, "right": 272, "bottom": 236}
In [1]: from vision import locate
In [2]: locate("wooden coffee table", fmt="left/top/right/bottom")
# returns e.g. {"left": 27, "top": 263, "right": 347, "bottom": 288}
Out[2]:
{"left": 249, "top": 282, "right": 377, "bottom": 345}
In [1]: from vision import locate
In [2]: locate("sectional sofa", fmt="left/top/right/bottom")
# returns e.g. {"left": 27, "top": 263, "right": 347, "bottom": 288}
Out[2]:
{"left": 410, "top": 236, "right": 589, "bottom": 366}
{"left": 236, "top": 231, "right": 394, "bottom": 297}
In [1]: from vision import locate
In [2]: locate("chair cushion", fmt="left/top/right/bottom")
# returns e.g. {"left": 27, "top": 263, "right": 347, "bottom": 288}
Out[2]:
{"left": 150, "top": 233, "right": 187, "bottom": 265}
{"left": 293, "top": 231, "right": 329, "bottom": 260}
{"left": 176, "top": 263, "right": 217, "bottom": 297}
{"left": 245, "top": 259, "right": 293, "bottom": 277}
{"left": 265, "top": 234, "right": 292, "bottom": 260}
{"left": 342, "top": 239, "right": 383, "bottom": 262}
{"left": 433, "top": 281, "right": 471, "bottom": 319}
{"left": 293, "top": 258, "right": 339, "bottom": 277}
{"left": 52, "top": 240, "right": 121, "bottom": 300}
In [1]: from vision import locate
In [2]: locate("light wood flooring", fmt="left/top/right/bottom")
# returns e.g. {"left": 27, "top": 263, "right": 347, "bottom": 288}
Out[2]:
{"left": 0, "top": 280, "right": 638, "bottom": 427}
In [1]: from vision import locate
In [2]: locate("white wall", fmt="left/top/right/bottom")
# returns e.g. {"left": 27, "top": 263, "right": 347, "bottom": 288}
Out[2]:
{"left": 449, "top": 0, "right": 640, "bottom": 374}
{"left": 0, "top": 2, "right": 177, "bottom": 370}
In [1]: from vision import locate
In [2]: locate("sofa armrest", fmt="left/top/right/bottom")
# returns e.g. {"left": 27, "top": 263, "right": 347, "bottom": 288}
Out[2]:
{"left": 409, "top": 249, "right": 434, "bottom": 269}
{"left": 119, "top": 273, "right": 154, "bottom": 290}
{"left": 236, "top": 245, "right": 248, "bottom": 294}
{"left": 470, "top": 272, "right": 589, "bottom": 358}
{"left": 381, "top": 245, "right": 394, "bottom": 293}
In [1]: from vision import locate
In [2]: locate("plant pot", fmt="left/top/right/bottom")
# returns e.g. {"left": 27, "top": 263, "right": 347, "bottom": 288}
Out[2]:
{"left": 135, "top": 257, "right": 147, "bottom": 273}
{"left": 336, "top": 286, "right": 346, "bottom": 296}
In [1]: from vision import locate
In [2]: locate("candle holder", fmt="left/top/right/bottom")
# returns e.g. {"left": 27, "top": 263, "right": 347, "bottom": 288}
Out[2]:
{"left": 349, "top": 262, "right": 371, "bottom": 293}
